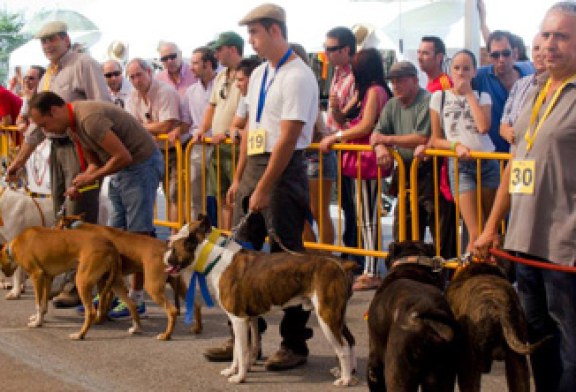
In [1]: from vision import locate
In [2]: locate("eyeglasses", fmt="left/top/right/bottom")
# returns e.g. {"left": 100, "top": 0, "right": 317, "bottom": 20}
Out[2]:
{"left": 104, "top": 71, "right": 122, "bottom": 78}
{"left": 160, "top": 53, "right": 178, "bottom": 62}
{"left": 489, "top": 49, "right": 512, "bottom": 59}
{"left": 325, "top": 44, "right": 345, "bottom": 53}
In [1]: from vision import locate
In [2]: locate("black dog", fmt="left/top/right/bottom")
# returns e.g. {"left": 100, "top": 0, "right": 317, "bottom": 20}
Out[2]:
{"left": 367, "top": 241, "right": 458, "bottom": 392}
{"left": 446, "top": 260, "right": 541, "bottom": 392}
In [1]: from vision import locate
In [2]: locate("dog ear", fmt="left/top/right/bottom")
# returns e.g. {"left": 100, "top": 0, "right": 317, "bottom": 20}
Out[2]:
{"left": 197, "top": 214, "right": 211, "bottom": 234}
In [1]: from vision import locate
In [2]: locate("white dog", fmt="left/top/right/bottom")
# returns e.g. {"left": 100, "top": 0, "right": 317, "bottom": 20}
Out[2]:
{"left": 0, "top": 185, "right": 54, "bottom": 299}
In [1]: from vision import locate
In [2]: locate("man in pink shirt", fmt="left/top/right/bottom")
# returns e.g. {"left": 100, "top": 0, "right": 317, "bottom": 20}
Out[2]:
{"left": 155, "top": 42, "right": 197, "bottom": 97}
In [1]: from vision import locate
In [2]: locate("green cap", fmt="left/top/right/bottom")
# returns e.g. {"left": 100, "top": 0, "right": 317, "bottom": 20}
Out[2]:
{"left": 210, "top": 31, "right": 244, "bottom": 52}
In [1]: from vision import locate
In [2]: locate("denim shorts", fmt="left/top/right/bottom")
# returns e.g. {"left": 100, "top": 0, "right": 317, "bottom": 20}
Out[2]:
{"left": 448, "top": 158, "right": 500, "bottom": 195}
{"left": 108, "top": 149, "right": 164, "bottom": 232}
{"left": 305, "top": 150, "right": 337, "bottom": 181}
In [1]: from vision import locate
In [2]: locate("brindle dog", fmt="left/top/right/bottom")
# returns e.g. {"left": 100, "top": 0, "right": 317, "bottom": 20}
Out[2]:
{"left": 446, "top": 259, "right": 541, "bottom": 392}
{"left": 367, "top": 241, "right": 458, "bottom": 392}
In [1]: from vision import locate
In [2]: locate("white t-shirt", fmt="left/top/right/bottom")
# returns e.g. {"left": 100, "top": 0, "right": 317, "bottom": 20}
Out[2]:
{"left": 235, "top": 96, "right": 248, "bottom": 120}
{"left": 246, "top": 57, "right": 318, "bottom": 152}
{"left": 430, "top": 89, "right": 494, "bottom": 152}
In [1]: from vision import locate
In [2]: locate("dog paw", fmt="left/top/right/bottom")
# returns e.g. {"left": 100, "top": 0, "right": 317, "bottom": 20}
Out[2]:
{"left": 333, "top": 376, "right": 359, "bottom": 387}
{"left": 220, "top": 367, "right": 236, "bottom": 377}
{"left": 227, "top": 375, "right": 245, "bottom": 384}
{"left": 128, "top": 326, "right": 142, "bottom": 335}
{"left": 27, "top": 319, "right": 42, "bottom": 328}
{"left": 330, "top": 367, "right": 341, "bottom": 378}
{"left": 5, "top": 291, "right": 20, "bottom": 300}
{"left": 156, "top": 332, "right": 171, "bottom": 341}
{"left": 28, "top": 314, "right": 39, "bottom": 323}
{"left": 69, "top": 332, "right": 84, "bottom": 340}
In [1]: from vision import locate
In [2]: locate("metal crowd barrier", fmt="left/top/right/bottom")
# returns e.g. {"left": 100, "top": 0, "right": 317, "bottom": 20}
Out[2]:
{"left": 409, "top": 149, "right": 510, "bottom": 256}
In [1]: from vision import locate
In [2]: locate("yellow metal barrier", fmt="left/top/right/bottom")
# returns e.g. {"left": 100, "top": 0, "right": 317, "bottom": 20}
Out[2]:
{"left": 410, "top": 149, "right": 510, "bottom": 256}
{"left": 153, "top": 134, "right": 183, "bottom": 230}
{"left": 0, "top": 125, "right": 20, "bottom": 162}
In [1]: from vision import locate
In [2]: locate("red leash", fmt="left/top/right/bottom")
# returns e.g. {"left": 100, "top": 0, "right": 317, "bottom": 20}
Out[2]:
{"left": 489, "top": 248, "right": 576, "bottom": 274}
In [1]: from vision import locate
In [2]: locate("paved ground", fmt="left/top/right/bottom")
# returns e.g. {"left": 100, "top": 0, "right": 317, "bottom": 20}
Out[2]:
{"left": 0, "top": 281, "right": 513, "bottom": 392}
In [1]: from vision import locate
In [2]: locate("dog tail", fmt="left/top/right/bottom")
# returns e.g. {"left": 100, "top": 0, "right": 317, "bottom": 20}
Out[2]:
{"left": 404, "top": 311, "right": 455, "bottom": 342}
{"left": 501, "top": 314, "right": 549, "bottom": 355}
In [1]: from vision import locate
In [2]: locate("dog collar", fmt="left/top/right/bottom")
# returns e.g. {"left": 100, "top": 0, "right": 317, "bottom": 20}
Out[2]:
{"left": 391, "top": 255, "right": 445, "bottom": 272}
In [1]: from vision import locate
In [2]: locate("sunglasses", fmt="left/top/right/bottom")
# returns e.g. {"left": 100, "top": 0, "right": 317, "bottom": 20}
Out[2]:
{"left": 219, "top": 81, "right": 230, "bottom": 100}
{"left": 104, "top": 71, "right": 122, "bottom": 78}
{"left": 160, "top": 53, "right": 178, "bottom": 62}
{"left": 489, "top": 49, "right": 512, "bottom": 59}
{"left": 24, "top": 76, "right": 37, "bottom": 81}
{"left": 325, "top": 44, "right": 345, "bottom": 53}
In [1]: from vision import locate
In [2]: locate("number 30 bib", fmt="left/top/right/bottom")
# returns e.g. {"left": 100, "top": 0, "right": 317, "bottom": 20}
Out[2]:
{"left": 509, "top": 159, "right": 535, "bottom": 195}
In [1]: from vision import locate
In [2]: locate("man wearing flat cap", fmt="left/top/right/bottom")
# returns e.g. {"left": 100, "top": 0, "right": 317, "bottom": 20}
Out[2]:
{"left": 193, "top": 31, "right": 244, "bottom": 230}
{"left": 370, "top": 60, "right": 440, "bottom": 247}
{"left": 221, "top": 2, "right": 318, "bottom": 371}
{"left": 7, "top": 20, "right": 111, "bottom": 308}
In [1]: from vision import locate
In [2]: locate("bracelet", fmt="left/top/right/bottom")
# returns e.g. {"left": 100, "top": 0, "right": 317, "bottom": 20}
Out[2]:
{"left": 450, "top": 141, "right": 461, "bottom": 151}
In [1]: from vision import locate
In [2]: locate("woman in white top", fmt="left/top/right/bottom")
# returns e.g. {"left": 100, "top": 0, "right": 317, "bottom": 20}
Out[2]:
{"left": 429, "top": 49, "right": 500, "bottom": 252}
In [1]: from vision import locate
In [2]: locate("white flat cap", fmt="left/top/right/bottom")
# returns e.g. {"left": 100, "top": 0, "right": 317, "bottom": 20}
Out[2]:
{"left": 239, "top": 3, "right": 285, "bottom": 25}
{"left": 35, "top": 21, "right": 68, "bottom": 39}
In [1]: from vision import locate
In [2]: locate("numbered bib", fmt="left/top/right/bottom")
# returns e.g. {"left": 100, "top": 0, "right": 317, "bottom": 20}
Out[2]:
{"left": 247, "top": 128, "right": 266, "bottom": 156}
{"left": 509, "top": 159, "right": 535, "bottom": 195}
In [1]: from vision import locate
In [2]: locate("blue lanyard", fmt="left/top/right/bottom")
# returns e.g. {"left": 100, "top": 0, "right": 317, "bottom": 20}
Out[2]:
{"left": 256, "top": 48, "right": 293, "bottom": 124}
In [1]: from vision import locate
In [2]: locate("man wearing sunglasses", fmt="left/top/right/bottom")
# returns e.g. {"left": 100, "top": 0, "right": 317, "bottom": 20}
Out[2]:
{"left": 472, "top": 30, "right": 534, "bottom": 153}
{"left": 156, "top": 42, "right": 197, "bottom": 97}
{"left": 15, "top": 66, "right": 46, "bottom": 134}
{"left": 102, "top": 60, "right": 131, "bottom": 109}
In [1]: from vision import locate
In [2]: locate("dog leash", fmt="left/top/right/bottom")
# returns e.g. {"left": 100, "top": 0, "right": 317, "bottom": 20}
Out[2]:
{"left": 490, "top": 248, "right": 576, "bottom": 274}
{"left": 56, "top": 182, "right": 100, "bottom": 218}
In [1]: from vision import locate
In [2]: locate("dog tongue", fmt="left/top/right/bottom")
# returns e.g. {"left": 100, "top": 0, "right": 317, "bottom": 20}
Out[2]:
{"left": 165, "top": 265, "right": 180, "bottom": 275}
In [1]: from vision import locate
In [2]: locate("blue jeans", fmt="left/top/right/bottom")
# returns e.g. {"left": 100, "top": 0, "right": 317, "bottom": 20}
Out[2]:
{"left": 516, "top": 257, "right": 576, "bottom": 392}
{"left": 108, "top": 150, "right": 164, "bottom": 233}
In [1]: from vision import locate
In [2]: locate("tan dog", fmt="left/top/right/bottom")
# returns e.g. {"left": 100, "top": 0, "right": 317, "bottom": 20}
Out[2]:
{"left": 0, "top": 227, "right": 139, "bottom": 340}
{"left": 0, "top": 185, "right": 54, "bottom": 299}
{"left": 55, "top": 217, "right": 200, "bottom": 340}
{"left": 165, "top": 215, "right": 358, "bottom": 386}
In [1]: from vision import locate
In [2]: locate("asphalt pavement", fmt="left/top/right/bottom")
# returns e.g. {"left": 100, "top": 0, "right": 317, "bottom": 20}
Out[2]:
{"left": 0, "top": 280, "right": 514, "bottom": 392}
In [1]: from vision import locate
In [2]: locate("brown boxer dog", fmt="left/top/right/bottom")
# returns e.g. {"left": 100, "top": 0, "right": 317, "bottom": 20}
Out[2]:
{"left": 164, "top": 215, "right": 358, "bottom": 386}
{"left": 0, "top": 226, "right": 139, "bottom": 340}
{"left": 55, "top": 217, "right": 201, "bottom": 340}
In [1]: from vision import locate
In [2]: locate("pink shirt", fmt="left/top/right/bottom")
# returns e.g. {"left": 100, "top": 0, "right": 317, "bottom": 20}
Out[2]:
{"left": 326, "top": 64, "right": 355, "bottom": 135}
{"left": 155, "top": 65, "right": 197, "bottom": 97}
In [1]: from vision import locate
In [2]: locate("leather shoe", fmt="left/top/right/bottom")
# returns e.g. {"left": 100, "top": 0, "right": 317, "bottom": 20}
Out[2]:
{"left": 204, "top": 338, "right": 234, "bottom": 362}
{"left": 52, "top": 284, "right": 81, "bottom": 308}
{"left": 265, "top": 347, "right": 307, "bottom": 371}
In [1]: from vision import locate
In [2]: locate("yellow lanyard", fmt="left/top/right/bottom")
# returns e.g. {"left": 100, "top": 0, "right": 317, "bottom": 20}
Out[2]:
{"left": 524, "top": 74, "right": 576, "bottom": 151}
{"left": 42, "top": 64, "right": 59, "bottom": 91}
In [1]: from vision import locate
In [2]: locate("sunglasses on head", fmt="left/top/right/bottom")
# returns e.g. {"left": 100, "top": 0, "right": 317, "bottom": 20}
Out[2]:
{"left": 104, "top": 71, "right": 122, "bottom": 78}
{"left": 160, "top": 53, "right": 178, "bottom": 62}
{"left": 489, "top": 49, "right": 512, "bottom": 59}
{"left": 325, "top": 44, "right": 346, "bottom": 53}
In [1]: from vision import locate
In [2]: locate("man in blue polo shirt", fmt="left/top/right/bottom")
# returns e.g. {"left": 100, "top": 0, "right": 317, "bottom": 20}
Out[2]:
{"left": 473, "top": 30, "right": 534, "bottom": 153}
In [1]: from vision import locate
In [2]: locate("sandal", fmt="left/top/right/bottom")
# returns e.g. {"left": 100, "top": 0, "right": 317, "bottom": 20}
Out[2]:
{"left": 352, "top": 274, "right": 382, "bottom": 291}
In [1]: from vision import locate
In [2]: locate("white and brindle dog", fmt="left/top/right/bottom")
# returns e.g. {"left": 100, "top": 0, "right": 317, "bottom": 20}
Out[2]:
{"left": 0, "top": 185, "right": 54, "bottom": 299}
{"left": 165, "top": 215, "right": 358, "bottom": 386}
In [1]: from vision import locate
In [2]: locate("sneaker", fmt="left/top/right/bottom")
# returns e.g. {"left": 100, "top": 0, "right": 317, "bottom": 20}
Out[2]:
{"left": 52, "top": 285, "right": 81, "bottom": 308}
{"left": 265, "top": 347, "right": 307, "bottom": 371}
{"left": 204, "top": 338, "right": 234, "bottom": 362}
{"left": 76, "top": 295, "right": 120, "bottom": 315}
{"left": 108, "top": 301, "right": 146, "bottom": 319}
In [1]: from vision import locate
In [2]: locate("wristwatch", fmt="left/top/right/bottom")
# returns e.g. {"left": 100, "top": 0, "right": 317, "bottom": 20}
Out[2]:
{"left": 335, "top": 130, "right": 344, "bottom": 142}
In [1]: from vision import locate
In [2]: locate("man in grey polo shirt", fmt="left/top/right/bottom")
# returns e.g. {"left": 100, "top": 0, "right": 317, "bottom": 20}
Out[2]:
{"left": 476, "top": 3, "right": 576, "bottom": 390}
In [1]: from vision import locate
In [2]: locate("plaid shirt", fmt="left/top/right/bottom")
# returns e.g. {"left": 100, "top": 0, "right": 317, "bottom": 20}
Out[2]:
{"left": 325, "top": 64, "right": 355, "bottom": 135}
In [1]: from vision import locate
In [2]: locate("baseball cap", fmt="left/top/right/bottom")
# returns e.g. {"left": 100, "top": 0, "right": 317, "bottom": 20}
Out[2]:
{"left": 210, "top": 31, "right": 244, "bottom": 51}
